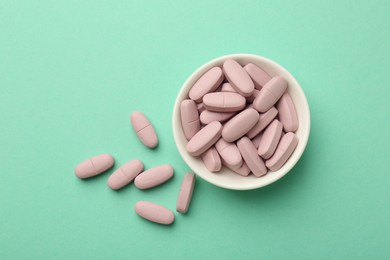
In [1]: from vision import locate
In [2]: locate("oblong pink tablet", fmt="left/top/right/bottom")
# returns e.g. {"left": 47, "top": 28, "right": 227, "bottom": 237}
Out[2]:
{"left": 197, "top": 103, "right": 205, "bottom": 113}
{"left": 237, "top": 137, "right": 267, "bottom": 177}
{"left": 221, "top": 82, "right": 237, "bottom": 93}
{"left": 258, "top": 120, "right": 283, "bottom": 159}
{"left": 176, "top": 173, "right": 196, "bottom": 214}
{"left": 75, "top": 154, "right": 114, "bottom": 179}
{"left": 180, "top": 99, "right": 201, "bottom": 140}
{"left": 251, "top": 133, "right": 263, "bottom": 149}
{"left": 222, "top": 159, "right": 251, "bottom": 177}
{"left": 201, "top": 147, "right": 222, "bottom": 172}
{"left": 276, "top": 92, "right": 299, "bottom": 132}
{"left": 266, "top": 132, "right": 299, "bottom": 171}
{"left": 223, "top": 59, "right": 254, "bottom": 97}
{"left": 199, "top": 110, "right": 235, "bottom": 124}
{"left": 246, "top": 89, "right": 260, "bottom": 103}
{"left": 189, "top": 67, "right": 224, "bottom": 102}
{"left": 222, "top": 108, "right": 260, "bottom": 142}
{"left": 135, "top": 201, "right": 174, "bottom": 225}
{"left": 253, "top": 76, "right": 287, "bottom": 112}
{"left": 244, "top": 63, "right": 271, "bottom": 89}
{"left": 186, "top": 121, "right": 222, "bottom": 156}
{"left": 134, "top": 164, "right": 174, "bottom": 189}
{"left": 246, "top": 107, "right": 278, "bottom": 139}
{"left": 215, "top": 138, "right": 242, "bottom": 168}
{"left": 130, "top": 111, "right": 158, "bottom": 148}
{"left": 203, "top": 92, "right": 246, "bottom": 112}
{"left": 107, "top": 159, "right": 144, "bottom": 190}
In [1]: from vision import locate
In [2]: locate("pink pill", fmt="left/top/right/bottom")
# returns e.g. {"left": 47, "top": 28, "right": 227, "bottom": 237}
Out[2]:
{"left": 201, "top": 147, "right": 222, "bottom": 172}
{"left": 222, "top": 108, "right": 260, "bottom": 142}
{"left": 246, "top": 107, "right": 278, "bottom": 139}
{"left": 222, "top": 159, "right": 251, "bottom": 177}
{"left": 197, "top": 103, "right": 205, "bottom": 113}
{"left": 237, "top": 137, "right": 267, "bottom": 177}
{"left": 107, "top": 159, "right": 144, "bottom": 190}
{"left": 199, "top": 110, "right": 235, "bottom": 124}
{"left": 246, "top": 89, "right": 260, "bottom": 103}
{"left": 75, "top": 154, "right": 114, "bottom": 179}
{"left": 130, "top": 111, "right": 158, "bottom": 148}
{"left": 221, "top": 82, "right": 237, "bottom": 93}
{"left": 189, "top": 67, "right": 224, "bottom": 103}
{"left": 223, "top": 59, "right": 254, "bottom": 97}
{"left": 251, "top": 132, "right": 263, "bottom": 149}
{"left": 186, "top": 121, "right": 222, "bottom": 156}
{"left": 253, "top": 76, "right": 287, "bottom": 112}
{"left": 203, "top": 92, "right": 246, "bottom": 112}
{"left": 258, "top": 120, "right": 283, "bottom": 159}
{"left": 276, "top": 92, "right": 299, "bottom": 132}
{"left": 180, "top": 99, "right": 201, "bottom": 140}
{"left": 176, "top": 172, "right": 196, "bottom": 214}
{"left": 244, "top": 63, "right": 272, "bottom": 89}
{"left": 134, "top": 164, "right": 174, "bottom": 190}
{"left": 135, "top": 201, "right": 174, "bottom": 225}
{"left": 215, "top": 138, "right": 242, "bottom": 168}
{"left": 266, "top": 132, "right": 298, "bottom": 171}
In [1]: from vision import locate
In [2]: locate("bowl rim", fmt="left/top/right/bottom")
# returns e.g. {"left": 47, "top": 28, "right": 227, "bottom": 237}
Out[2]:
{"left": 172, "top": 54, "right": 310, "bottom": 190}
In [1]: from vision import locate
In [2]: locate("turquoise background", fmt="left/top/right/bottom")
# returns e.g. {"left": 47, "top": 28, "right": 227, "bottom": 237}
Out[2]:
{"left": 1, "top": 0, "right": 389, "bottom": 259}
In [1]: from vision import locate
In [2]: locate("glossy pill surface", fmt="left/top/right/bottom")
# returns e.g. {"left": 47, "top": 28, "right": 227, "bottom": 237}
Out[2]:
{"left": 134, "top": 165, "right": 174, "bottom": 189}
{"left": 75, "top": 154, "right": 114, "bottom": 179}
{"left": 186, "top": 121, "right": 222, "bottom": 156}
{"left": 135, "top": 201, "right": 174, "bottom": 225}
{"left": 107, "top": 159, "right": 143, "bottom": 190}
{"left": 223, "top": 59, "right": 254, "bottom": 97}
{"left": 189, "top": 67, "right": 224, "bottom": 102}
{"left": 130, "top": 111, "right": 158, "bottom": 148}
{"left": 176, "top": 173, "right": 196, "bottom": 214}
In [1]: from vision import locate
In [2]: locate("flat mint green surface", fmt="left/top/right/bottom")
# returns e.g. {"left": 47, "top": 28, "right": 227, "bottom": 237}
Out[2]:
{"left": 1, "top": 1, "right": 389, "bottom": 259}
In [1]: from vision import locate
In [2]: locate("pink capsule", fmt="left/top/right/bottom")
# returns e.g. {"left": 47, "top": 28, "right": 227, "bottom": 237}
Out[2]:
{"left": 107, "top": 159, "right": 143, "bottom": 190}
{"left": 215, "top": 138, "right": 242, "bottom": 168}
{"left": 258, "top": 120, "right": 283, "bottom": 159}
{"left": 244, "top": 63, "right": 271, "bottom": 89}
{"left": 180, "top": 99, "right": 200, "bottom": 140}
{"left": 246, "top": 107, "right": 278, "bottom": 139}
{"left": 276, "top": 92, "right": 299, "bottom": 132}
{"left": 135, "top": 201, "right": 174, "bottom": 225}
{"left": 223, "top": 59, "right": 254, "bottom": 97}
{"left": 189, "top": 67, "right": 224, "bottom": 102}
{"left": 203, "top": 92, "right": 246, "bottom": 112}
{"left": 253, "top": 76, "right": 287, "bottom": 112}
{"left": 222, "top": 108, "right": 259, "bottom": 142}
{"left": 75, "top": 154, "right": 114, "bottom": 179}
{"left": 176, "top": 173, "right": 196, "bottom": 214}
{"left": 266, "top": 132, "right": 298, "bottom": 171}
{"left": 130, "top": 112, "right": 158, "bottom": 148}
{"left": 201, "top": 147, "right": 222, "bottom": 172}
{"left": 237, "top": 137, "right": 267, "bottom": 177}
{"left": 186, "top": 121, "right": 222, "bottom": 156}
{"left": 134, "top": 165, "right": 174, "bottom": 190}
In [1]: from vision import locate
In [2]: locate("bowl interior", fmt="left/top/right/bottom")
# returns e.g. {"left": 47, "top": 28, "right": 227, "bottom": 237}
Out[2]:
{"left": 172, "top": 54, "right": 310, "bottom": 190}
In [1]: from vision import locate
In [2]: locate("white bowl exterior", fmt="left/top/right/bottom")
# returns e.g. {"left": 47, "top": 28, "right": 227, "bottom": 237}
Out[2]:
{"left": 173, "top": 54, "right": 310, "bottom": 190}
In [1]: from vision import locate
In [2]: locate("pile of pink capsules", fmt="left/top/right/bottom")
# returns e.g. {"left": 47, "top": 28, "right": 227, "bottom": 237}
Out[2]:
{"left": 74, "top": 112, "right": 195, "bottom": 225}
{"left": 181, "top": 59, "right": 299, "bottom": 177}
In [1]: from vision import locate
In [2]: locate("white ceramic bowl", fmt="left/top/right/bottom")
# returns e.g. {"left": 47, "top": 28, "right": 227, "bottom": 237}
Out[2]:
{"left": 172, "top": 54, "right": 310, "bottom": 190}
